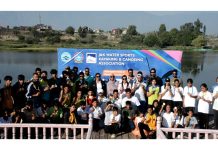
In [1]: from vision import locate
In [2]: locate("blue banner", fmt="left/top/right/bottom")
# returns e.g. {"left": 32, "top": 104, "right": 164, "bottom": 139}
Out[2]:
{"left": 58, "top": 48, "right": 183, "bottom": 80}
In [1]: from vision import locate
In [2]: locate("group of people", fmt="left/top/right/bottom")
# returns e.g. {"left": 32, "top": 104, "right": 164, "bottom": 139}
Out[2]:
{"left": 0, "top": 66, "right": 218, "bottom": 139}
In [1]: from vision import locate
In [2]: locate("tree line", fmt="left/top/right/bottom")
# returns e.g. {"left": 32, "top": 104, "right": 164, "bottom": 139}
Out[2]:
{"left": 1, "top": 19, "right": 207, "bottom": 48}
{"left": 121, "top": 19, "right": 207, "bottom": 48}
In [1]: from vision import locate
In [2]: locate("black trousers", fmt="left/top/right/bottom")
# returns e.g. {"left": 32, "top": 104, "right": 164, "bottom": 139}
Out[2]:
{"left": 198, "top": 112, "right": 209, "bottom": 129}
{"left": 138, "top": 122, "right": 150, "bottom": 139}
{"left": 214, "top": 110, "right": 218, "bottom": 130}
{"left": 173, "top": 101, "right": 183, "bottom": 109}
{"left": 106, "top": 124, "right": 120, "bottom": 134}
{"left": 93, "top": 118, "right": 100, "bottom": 132}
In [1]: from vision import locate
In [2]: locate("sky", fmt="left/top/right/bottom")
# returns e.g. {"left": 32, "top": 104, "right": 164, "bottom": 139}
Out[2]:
{"left": 0, "top": 11, "right": 218, "bottom": 35}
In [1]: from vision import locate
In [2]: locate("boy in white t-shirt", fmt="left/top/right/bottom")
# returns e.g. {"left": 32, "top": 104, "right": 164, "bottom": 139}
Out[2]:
{"left": 108, "top": 107, "right": 121, "bottom": 138}
{"left": 197, "top": 83, "right": 212, "bottom": 129}
{"left": 212, "top": 80, "right": 218, "bottom": 129}
{"left": 183, "top": 78, "right": 198, "bottom": 114}
{"left": 159, "top": 78, "right": 175, "bottom": 109}
{"left": 173, "top": 79, "right": 184, "bottom": 109}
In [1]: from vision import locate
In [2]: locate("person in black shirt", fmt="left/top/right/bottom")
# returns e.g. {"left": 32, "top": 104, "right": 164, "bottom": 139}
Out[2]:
{"left": 75, "top": 72, "right": 89, "bottom": 96}
{"left": 12, "top": 74, "right": 27, "bottom": 109}
{"left": 146, "top": 68, "right": 163, "bottom": 87}
{"left": 48, "top": 69, "right": 61, "bottom": 105}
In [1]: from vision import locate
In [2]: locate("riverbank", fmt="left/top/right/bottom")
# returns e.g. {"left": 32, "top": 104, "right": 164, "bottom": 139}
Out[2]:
{"left": 0, "top": 41, "right": 216, "bottom": 52}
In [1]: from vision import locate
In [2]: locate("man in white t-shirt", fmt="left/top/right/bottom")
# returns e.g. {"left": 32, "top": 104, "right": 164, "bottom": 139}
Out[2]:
{"left": 159, "top": 78, "right": 175, "bottom": 109}
{"left": 161, "top": 104, "right": 174, "bottom": 128}
{"left": 108, "top": 107, "right": 121, "bottom": 138}
{"left": 173, "top": 79, "right": 184, "bottom": 109}
{"left": 183, "top": 78, "right": 198, "bottom": 114}
{"left": 197, "top": 83, "right": 212, "bottom": 129}
{"left": 77, "top": 101, "right": 89, "bottom": 124}
{"left": 89, "top": 99, "right": 103, "bottom": 132}
{"left": 212, "top": 83, "right": 218, "bottom": 129}
{"left": 121, "top": 88, "right": 141, "bottom": 110}
{"left": 133, "top": 71, "right": 147, "bottom": 113}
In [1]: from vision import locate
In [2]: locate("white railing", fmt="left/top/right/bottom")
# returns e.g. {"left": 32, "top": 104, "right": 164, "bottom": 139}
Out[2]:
{"left": 156, "top": 117, "right": 218, "bottom": 139}
{"left": 0, "top": 114, "right": 93, "bottom": 139}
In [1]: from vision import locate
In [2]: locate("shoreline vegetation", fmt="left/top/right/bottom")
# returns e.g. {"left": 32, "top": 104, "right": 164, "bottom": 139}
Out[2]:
{"left": 1, "top": 19, "right": 218, "bottom": 52}
{"left": 0, "top": 42, "right": 216, "bottom": 52}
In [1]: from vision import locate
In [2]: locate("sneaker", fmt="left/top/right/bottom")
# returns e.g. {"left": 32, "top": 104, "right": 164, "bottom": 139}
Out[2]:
{"left": 176, "top": 135, "right": 181, "bottom": 139}
{"left": 111, "top": 134, "right": 116, "bottom": 138}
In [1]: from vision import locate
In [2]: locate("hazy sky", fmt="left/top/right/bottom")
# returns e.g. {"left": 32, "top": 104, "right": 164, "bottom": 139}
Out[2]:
{"left": 0, "top": 11, "right": 218, "bottom": 35}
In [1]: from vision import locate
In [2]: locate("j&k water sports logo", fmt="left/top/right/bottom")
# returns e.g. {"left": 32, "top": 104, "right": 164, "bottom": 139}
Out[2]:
{"left": 73, "top": 52, "right": 84, "bottom": 63}
{"left": 61, "top": 52, "right": 71, "bottom": 63}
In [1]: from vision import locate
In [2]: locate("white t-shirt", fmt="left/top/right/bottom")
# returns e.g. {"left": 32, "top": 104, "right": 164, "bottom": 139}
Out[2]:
{"left": 109, "top": 114, "right": 121, "bottom": 125}
{"left": 183, "top": 86, "right": 198, "bottom": 107}
{"left": 160, "top": 85, "right": 175, "bottom": 100}
{"left": 213, "top": 86, "right": 218, "bottom": 110}
{"left": 118, "top": 82, "right": 131, "bottom": 93}
{"left": 96, "top": 82, "right": 103, "bottom": 94}
{"left": 90, "top": 106, "right": 103, "bottom": 119}
{"left": 77, "top": 107, "right": 89, "bottom": 120}
{"left": 134, "top": 81, "right": 147, "bottom": 101}
{"left": 161, "top": 112, "right": 174, "bottom": 128}
{"left": 121, "top": 96, "right": 141, "bottom": 108}
{"left": 197, "top": 91, "right": 212, "bottom": 114}
{"left": 104, "top": 110, "right": 113, "bottom": 125}
{"left": 173, "top": 114, "right": 184, "bottom": 126}
{"left": 173, "top": 87, "right": 184, "bottom": 102}
{"left": 135, "top": 116, "right": 143, "bottom": 125}
{"left": 114, "top": 99, "right": 122, "bottom": 109}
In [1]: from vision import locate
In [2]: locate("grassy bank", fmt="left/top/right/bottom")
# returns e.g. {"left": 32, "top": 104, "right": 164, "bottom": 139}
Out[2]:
{"left": 0, "top": 41, "right": 217, "bottom": 52}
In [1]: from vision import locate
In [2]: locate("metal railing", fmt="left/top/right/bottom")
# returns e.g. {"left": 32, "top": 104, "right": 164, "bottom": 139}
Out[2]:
{"left": 0, "top": 114, "right": 93, "bottom": 139}
{"left": 156, "top": 117, "right": 218, "bottom": 139}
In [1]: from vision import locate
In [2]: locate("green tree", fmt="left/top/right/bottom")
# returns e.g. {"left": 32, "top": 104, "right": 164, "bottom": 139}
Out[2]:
{"left": 126, "top": 25, "right": 138, "bottom": 36}
{"left": 159, "top": 24, "right": 167, "bottom": 34}
{"left": 194, "top": 18, "right": 203, "bottom": 36}
{"left": 65, "top": 26, "right": 75, "bottom": 35}
{"left": 46, "top": 35, "right": 61, "bottom": 44}
{"left": 191, "top": 35, "right": 207, "bottom": 47}
{"left": 203, "top": 25, "right": 206, "bottom": 36}
{"left": 143, "top": 32, "right": 159, "bottom": 47}
{"left": 158, "top": 31, "right": 172, "bottom": 48}
{"left": 178, "top": 23, "right": 195, "bottom": 46}
{"left": 169, "top": 28, "right": 179, "bottom": 45}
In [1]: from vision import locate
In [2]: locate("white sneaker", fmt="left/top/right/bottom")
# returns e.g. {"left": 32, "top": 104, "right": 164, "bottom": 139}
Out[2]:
{"left": 111, "top": 134, "right": 116, "bottom": 138}
{"left": 176, "top": 135, "right": 181, "bottom": 139}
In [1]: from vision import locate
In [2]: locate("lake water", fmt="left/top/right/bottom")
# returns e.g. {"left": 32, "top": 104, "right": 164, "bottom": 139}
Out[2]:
{"left": 0, "top": 50, "right": 218, "bottom": 91}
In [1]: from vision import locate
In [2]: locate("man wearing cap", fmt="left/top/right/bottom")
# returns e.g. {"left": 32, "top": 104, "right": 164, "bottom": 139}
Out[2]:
{"left": 97, "top": 89, "right": 109, "bottom": 113}
{"left": 12, "top": 74, "right": 27, "bottom": 109}
{"left": 159, "top": 78, "right": 175, "bottom": 109}
{"left": 0, "top": 76, "right": 14, "bottom": 113}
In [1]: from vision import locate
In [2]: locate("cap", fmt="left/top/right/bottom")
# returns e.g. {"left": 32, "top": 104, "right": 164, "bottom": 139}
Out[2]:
{"left": 50, "top": 69, "right": 57, "bottom": 74}
{"left": 165, "top": 78, "right": 170, "bottom": 82}
{"left": 18, "top": 74, "right": 25, "bottom": 80}
{"left": 4, "top": 75, "right": 12, "bottom": 81}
